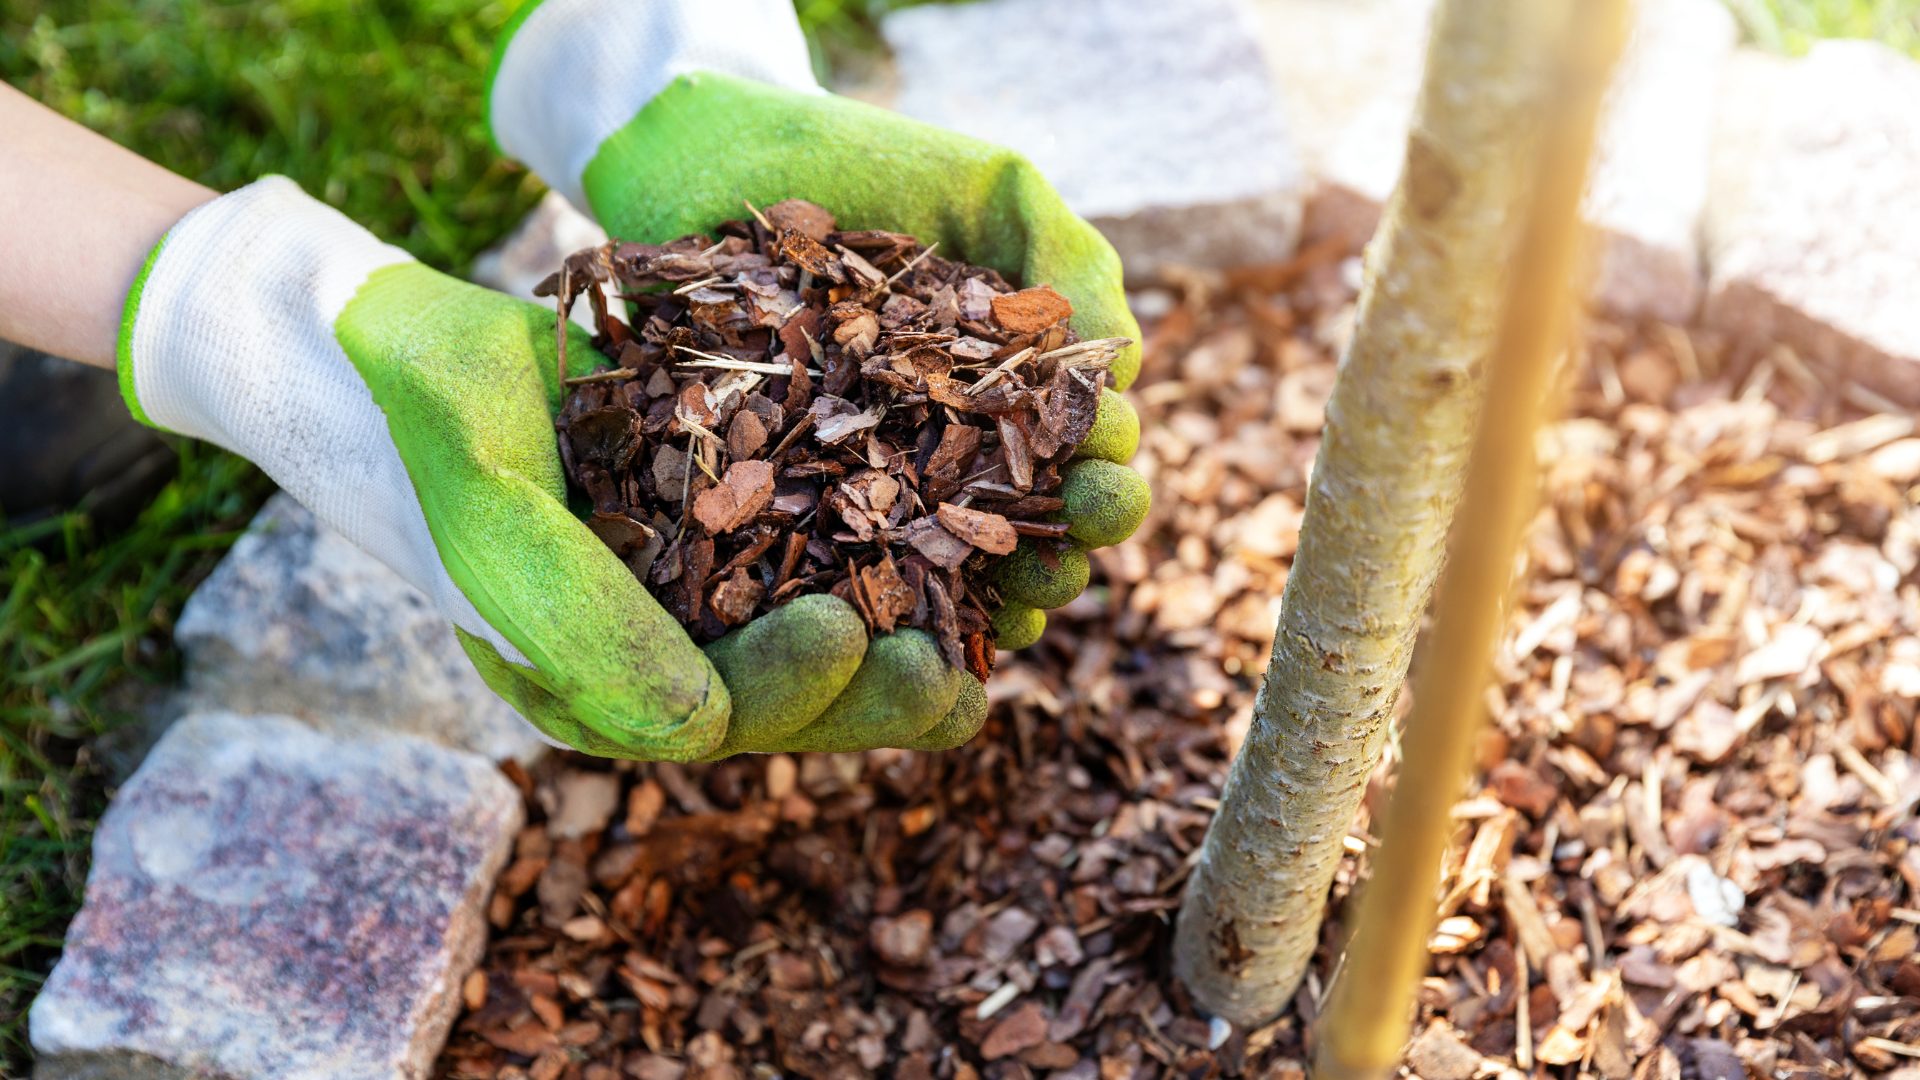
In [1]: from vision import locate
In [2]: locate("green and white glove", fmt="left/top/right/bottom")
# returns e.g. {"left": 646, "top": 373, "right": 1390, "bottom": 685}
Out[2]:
{"left": 488, "top": 0, "right": 1151, "bottom": 756}
{"left": 119, "top": 177, "right": 734, "bottom": 759}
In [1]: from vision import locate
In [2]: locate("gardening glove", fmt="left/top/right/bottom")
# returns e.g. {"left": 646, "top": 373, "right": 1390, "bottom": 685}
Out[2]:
{"left": 118, "top": 176, "right": 742, "bottom": 760}
{"left": 490, "top": 0, "right": 1152, "bottom": 757}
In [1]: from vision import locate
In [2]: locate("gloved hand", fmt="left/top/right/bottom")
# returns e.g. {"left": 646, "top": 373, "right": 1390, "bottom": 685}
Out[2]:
{"left": 489, "top": 0, "right": 1151, "bottom": 758}
{"left": 117, "top": 178, "right": 736, "bottom": 759}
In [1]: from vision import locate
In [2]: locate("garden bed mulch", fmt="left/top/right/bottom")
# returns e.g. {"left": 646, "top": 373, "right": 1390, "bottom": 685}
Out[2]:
{"left": 435, "top": 237, "right": 1920, "bottom": 1080}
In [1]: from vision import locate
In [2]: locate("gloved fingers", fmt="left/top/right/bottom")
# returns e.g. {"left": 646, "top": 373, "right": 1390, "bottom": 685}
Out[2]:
{"left": 757, "top": 629, "right": 964, "bottom": 754}
{"left": 990, "top": 601, "right": 1046, "bottom": 650}
{"left": 338, "top": 264, "right": 728, "bottom": 760}
{"left": 993, "top": 540, "right": 1091, "bottom": 611}
{"left": 900, "top": 676, "right": 989, "bottom": 751}
{"left": 1076, "top": 389, "right": 1141, "bottom": 465}
{"left": 1056, "top": 459, "right": 1151, "bottom": 549}
{"left": 699, "top": 595, "right": 867, "bottom": 759}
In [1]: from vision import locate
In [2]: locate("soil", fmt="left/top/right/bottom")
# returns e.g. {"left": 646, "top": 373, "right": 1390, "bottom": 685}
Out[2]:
{"left": 436, "top": 231, "right": 1920, "bottom": 1080}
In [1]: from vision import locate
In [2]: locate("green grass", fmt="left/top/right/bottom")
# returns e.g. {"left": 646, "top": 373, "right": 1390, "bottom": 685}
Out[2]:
{"left": 1726, "top": 0, "right": 1920, "bottom": 57}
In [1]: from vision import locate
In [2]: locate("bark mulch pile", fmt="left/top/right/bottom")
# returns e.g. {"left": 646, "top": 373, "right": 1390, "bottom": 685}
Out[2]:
{"left": 438, "top": 234, "right": 1920, "bottom": 1080}
{"left": 544, "top": 198, "right": 1122, "bottom": 674}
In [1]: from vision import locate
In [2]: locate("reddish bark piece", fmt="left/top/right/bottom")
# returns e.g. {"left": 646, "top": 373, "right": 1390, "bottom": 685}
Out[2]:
{"left": 837, "top": 245, "right": 887, "bottom": 289}
{"left": 692, "top": 460, "right": 775, "bottom": 535}
{"left": 774, "top": 229, "right": 845, "bottom": 283}
{"left": 585, "top": 512, "right": 655, "bottom": 557}
{"left": 1048, "top": 957, "right": 1112, "bottom": 1042}
{"left": 762, "top": 199, "right": 835, "bottom": 242}
{"left": 1487, "top": 759, "right": 1558, "bottom": 818}
{"left": 870, "top": 909, "right": 934, "bottom": 968}
{"left": 989, "top": 286, "right": 1074, "bottom": 335}
{"left": 708, "top": 568, "right": 765, "bottom": 627}
{"left": 856, "top": 556, "right": 916, "bottom": 635}
{"left": 936, "top": 504, "right": 1018, "bottom": 555}
{"left": 905, "top": 517, "right": 973, "bottom": 570}
{"left": 778, "top": 309, "right": 820, "bottom": 364}
{"left": 727, "top": 409, "right": 768, "bottom": 462}
{"left": 965, "top": 633, "right": 995, "bottom": 682}
{"left": 675, "top": 382, "right": 715, "bottom": 430}
{"left": 926, "top": 424, "right": 983, "bottom": 479}
{"left": 926, "top": 576, "right": 968, "bottom": 673}
{"left": 982, "top": 495, "right": 1065, "bottom": 517}
{"left": 675, "top": 538, "right": 714, "bottom": 625}
{"left": 998, "top": 414, "right": 1036, "bottom": 491}
{"left": 980, "top": 1001, "right": 1050, "bottom": 1060}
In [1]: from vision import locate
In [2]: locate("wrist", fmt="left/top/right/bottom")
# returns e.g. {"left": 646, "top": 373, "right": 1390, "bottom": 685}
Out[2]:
{"left": 118, "top": 178, "right": 510, "bottom": 657}
{"left": 487, "top": 0, "right": 819, "bottom": 213}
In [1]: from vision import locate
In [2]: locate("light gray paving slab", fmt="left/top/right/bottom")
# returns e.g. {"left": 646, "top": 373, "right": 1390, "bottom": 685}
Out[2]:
{"left": 882, "top": 0, "right": 1305, "bottom": 281}
{"left": 1252, "top": 0, "right": 1735, "bottom": 323}
{"left": 1702, "top": 41, "right": 1920, "bottom": 405}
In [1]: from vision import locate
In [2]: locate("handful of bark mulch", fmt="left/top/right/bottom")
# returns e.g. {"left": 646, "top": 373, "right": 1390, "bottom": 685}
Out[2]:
{"left": 538, "top": 199, "right": 1128, "bottom": 682}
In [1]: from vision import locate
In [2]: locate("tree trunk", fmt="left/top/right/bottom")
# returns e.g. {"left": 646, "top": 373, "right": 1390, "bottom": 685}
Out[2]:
{"left": 1172, "top": 0, "right": 1556, "bottom": 1027}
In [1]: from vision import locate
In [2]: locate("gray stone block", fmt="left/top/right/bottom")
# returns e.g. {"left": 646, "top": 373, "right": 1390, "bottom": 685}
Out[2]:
{"left": 881, "top": 0, "right": 1305, "bottom": 282}
{"left": 1253, "top": 0, "right": 1735, "bottom": 323}
{"left": 30, "top": 712, "right": 523, "bottom": 1080}
{"left": 173, "top": 493, "right": 546, "bottom": 763}
{"left": 1702, "top": 41, "right": 1920, "bottom": 406}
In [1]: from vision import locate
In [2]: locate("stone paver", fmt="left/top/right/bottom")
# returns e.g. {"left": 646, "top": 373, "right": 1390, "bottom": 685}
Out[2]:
{"left": 881, "top": 0, "right": 1305, "bottom": 281}
{"left": 1702, "top": 41, "right": 1920, "bottom": 406}
{"left": 174, "top": 492, "right": 547, "bottom": 763}
{"left": 30, "top": 712, "right": 523, "bottom": 1080}
{"left": 1251, "top": 0, "right": 1735, "bottom": 323}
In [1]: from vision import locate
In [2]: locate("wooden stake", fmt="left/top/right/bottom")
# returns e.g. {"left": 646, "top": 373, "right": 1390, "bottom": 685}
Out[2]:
{"left": 1310, "top": 2, "right": 1627, "bottom": 1078}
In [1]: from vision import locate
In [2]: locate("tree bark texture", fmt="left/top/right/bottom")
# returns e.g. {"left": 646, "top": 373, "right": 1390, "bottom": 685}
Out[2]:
{"left": 1172, "top": 0, "right": 1554, "bottom": 1027}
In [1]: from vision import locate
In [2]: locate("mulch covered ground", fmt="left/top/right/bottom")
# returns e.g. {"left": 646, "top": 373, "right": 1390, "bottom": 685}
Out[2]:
{"left": 435, "top": 230, "right": 1920, "bottom": 1080}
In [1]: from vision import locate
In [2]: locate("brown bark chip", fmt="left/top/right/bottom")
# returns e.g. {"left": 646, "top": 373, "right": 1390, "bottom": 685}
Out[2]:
{"left": 870, "top": 909, "right": 934, "bottom": 968}
{"left": 762, "top": 198, "right": 836, "bottom": 242}
{"left": 980, "top": 1002, "right": 1049, "bottom": 1060}
{"left": 855, "top": 556, "right": 916, "bottom": 635}
{"left": 905, "top": 516, "right": 974, "bottom": 570}
{"left": 727, "top": 409, "right": 768, "bottom": 462}
{"left": 936, "top": 504, "right": 1019, "bottom": 555}
{"left": 709, "top": 568, "right": 766, "bottom": 627}
{"left": 691, "top": 460, "right": 775, "bottom": 536}
{"left": 989, "top": 285, "right": 1074, "bottom": 335}
{"left": 549, "top": 204, "right": 1122, "bottom": 677}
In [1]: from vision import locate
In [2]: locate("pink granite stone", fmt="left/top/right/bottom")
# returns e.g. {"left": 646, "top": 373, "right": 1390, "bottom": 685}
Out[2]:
{"left": 30, "top": 711, "right": 522, "bottom": 1080}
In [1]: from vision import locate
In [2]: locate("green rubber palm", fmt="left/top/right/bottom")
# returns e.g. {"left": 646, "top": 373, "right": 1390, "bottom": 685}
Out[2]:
{"left": 580, "top": 73, "right": 1152, "bottom": 756}
{"left": 335, "top": 264, "right": 731, "bottom": 760}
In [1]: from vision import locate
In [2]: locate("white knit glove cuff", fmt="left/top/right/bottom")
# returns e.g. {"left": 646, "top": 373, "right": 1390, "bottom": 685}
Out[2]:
{"left": 124, "top": 176, "right": 529, "bottom": 667}
{"left": 488, "top": 0, "right": 822, "bottom": 213}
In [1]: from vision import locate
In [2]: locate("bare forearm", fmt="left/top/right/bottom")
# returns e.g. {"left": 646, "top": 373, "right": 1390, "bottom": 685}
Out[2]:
{"left": 0, "top": 83, "right": 216, "bottom": 370}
